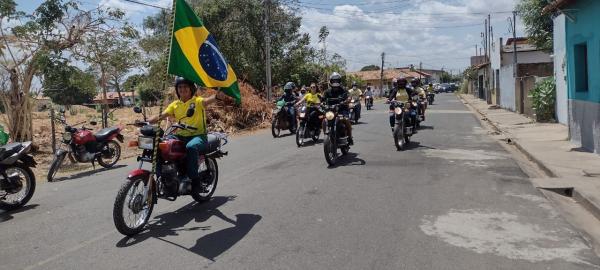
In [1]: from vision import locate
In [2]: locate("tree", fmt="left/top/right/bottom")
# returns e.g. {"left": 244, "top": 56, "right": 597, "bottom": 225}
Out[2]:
{"left": 360, "top": 65, "right": 380, "bottom": 71}
{"left": 41, "top": 56, "right": 96, "bottom": 105}
{"left": 440, "top": 71, "right": 452, "bottom": 83}
{"left": 516, "top": 0, "right": 553, "bottom": 52}
{"left": 106, "top": 30, "right": 140, "bottom": 106}
{"left": 0, "top": 0, "right": 123, "bottom": 141}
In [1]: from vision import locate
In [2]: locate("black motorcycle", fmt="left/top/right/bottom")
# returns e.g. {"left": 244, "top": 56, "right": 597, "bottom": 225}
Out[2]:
{"left": 348, "top": 98, "right": 361, "bottom": 124}
{"left": 272, "top": 101, "right": 296, "bottom": 137}
{"left": 365, "top": 95, "right": 374, "bottom": 110}
{"left": 323, "top": 100, "right": 351, "bottom": 166}
{"left": 0, "top": 141, "right": 37, "bottom": 211}
{"left": 296, "top": 105, "right": 322, "bottom": 147}
{"left": 390, "top": 100, "right": 417, "bottom": 151}
{"left": 427, "top": 92, "right": 435, "bottom": 105}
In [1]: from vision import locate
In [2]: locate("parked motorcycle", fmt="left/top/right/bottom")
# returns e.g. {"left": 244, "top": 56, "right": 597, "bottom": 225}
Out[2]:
{"left": 365, "top": 95, "right": 374, "bottom": 110}
{"left": 0, "top": 142, "right": 37, "bottom": 211}
{"left": 323, "top": 99, "right": 351, "bottom": 166}
{"left": 47, "top": 111, "right": 124, "bottom": 182}
{"left": 271, "top": 100, "right": 296, "bottom": 137}
{"left": 113, "top": 106, "right": 228, "bottom": 236}
{"left": 296, "top": 105, "right": 322, "bottom": 147}
{"left": 348, "top": 98, "right": 360, "bottom": 124}
{"left": 390, "top": 100, "right": 417, "bottom": 151}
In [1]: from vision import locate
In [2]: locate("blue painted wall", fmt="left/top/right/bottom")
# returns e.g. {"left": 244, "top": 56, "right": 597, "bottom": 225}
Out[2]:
{"left": 566, "top": 0, "right": 600, "bottom": 102}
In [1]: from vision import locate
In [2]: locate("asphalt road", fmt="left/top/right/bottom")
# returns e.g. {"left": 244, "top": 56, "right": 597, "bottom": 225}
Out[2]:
{"left": 1, "top": 93, "right": 599, "bottom": 270}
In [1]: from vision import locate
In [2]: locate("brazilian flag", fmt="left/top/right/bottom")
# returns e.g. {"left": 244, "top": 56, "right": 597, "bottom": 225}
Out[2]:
{"left": 168, "top": 0, "right": 241, "bottom": 104}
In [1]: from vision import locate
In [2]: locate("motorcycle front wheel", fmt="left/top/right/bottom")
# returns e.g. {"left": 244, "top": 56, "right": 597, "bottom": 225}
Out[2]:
{"left": 296, "top": 125, "right": 305, "bottom": 147}
{"left": 113, "top": 177, "right": 154, "bottom": 236}
{"left": 47, "top": 151, "right": 67, "bottom": 182}
{"left": 0, "top": 164, "right": 36, "bottom": 211}
{"left": 323, "top": 135, "right": 338, "bottom": 166}
{"left": 394, "top": 122, "right": 405, "bottom": 151}
{"left": 98, "top": 140, "right": 121, "bottom": 168}
{"left": 271, "top": 118, "right": 281, "bottom": 138}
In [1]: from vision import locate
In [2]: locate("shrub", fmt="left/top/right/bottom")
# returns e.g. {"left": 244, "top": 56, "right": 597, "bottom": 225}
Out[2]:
{"left": 529, "top": 77, "right": 556, "bottom": 122}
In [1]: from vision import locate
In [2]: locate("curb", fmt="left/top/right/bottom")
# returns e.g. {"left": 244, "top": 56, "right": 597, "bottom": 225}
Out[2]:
{"left": 573, "top": 189, "right": 600, "bottom": 224}
{"left": 458, "top": 94, "right": 558, "bottom": 178}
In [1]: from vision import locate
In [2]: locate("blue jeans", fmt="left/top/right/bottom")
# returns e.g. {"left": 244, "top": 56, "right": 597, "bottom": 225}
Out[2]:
{"left": 176, "top": 135, "right": 207, "bottom": 179}
{"left": 286, "top": 105, "right": 296, "bottom": 130}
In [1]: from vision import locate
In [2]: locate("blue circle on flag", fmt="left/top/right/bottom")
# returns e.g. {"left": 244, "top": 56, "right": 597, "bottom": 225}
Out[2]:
{"left": 198, "top": 35, "right": 228, "bottom": 81}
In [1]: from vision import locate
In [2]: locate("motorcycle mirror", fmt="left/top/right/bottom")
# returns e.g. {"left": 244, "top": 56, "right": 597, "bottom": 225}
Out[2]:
{"left": 133, "top": 107, "right": 142, "bottom": 114}
{"left": 90, "top": 121, "right": 97, "bottom": 126}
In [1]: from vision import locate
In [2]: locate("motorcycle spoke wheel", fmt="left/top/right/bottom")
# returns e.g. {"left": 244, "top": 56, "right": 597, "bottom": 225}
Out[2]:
{"left": 47, "top": 152, "right": 66, "bottom": 182}
{"left": 271, "top": 119, "right": 280, "bottom": 138}
{"left": 324, "top": 136, "right": 337, "bottom": 166}
{"left": 98, "top": 141, "right": 121, "bottom": 168}
{"left": 296, "top": 126, "right": 305, "bottom": 147}
{"left": 113, "top": 178, "right": 153, "bottom": 236}
{"left": 0, "top": 165, "right": 35, "bottom": 210}
{"left": 192, "top": 158, "right": 219, "bottom": 203}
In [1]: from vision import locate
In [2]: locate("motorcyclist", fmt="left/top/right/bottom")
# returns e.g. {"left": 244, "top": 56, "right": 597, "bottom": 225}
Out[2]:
{"left": 411, "top": 79, "right": 427, "bottom": 118}
{"left": 348, "top": 81, "right": 363, "bottom": 119}
{"left": 295, "top": 82, "right": 322, "bottom": 122}
{"left": 278, "top": 82, "right": 298, "bottom": 132}
{"left": 148, "top": 77, "right": 221, "bottom": 183}
{"left": 427, "top": 83, "right": 435, "bottom": 94}
{"left": 322, "top": 72, "right": 353, "bottom": 145}
{"left": 364, "top": 85, "right": 374, "bottom": 107}
{"left": 387, "top": 77, "right": 416, "bottom": 131}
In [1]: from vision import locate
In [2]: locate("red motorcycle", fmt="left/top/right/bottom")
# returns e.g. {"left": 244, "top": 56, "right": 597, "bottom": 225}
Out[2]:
{"left": 112, "top": 106, "right": 228, "bottom": 236}
{"left": 47, "top": 110, "right": 124, "bottom": 182}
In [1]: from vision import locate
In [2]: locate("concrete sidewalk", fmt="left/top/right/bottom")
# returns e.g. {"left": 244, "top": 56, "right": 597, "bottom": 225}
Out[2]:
{"left": 460, "top": 94, "right": 600, "bottom": 221}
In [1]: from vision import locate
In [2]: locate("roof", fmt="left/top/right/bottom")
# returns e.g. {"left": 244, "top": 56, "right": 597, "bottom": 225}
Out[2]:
{"left": 93, "top": 92, "right": 135, "bottom": 101}
{"left": 542, "top": 0, "right": 576, "bottom": 14}
{"left": 348, "top": 68, "right": 431, "bottom": 81}
{"left": 505, "top": 37, "right": 529, "bottom": 46}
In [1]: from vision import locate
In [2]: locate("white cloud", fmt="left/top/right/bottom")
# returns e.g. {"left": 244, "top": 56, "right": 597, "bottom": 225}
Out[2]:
{"left": 299, "top": 0, "right": 521, "bottom": 71}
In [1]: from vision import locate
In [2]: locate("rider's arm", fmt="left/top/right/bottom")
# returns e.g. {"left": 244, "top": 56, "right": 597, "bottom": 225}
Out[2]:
{"left": 148, "top": 112, "right": 172, "bottom": 124}
{"left": 295, "top": 96, "right": 306, "bottom": 107}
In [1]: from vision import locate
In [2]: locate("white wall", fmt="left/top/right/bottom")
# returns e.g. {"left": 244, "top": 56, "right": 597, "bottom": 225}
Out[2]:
{"left": 553, "top": 14, "right": 568, "bottom": 124}
{"left": 501, "top": 51, "right": 552, "bottom": 66}
{"left": 500, "top": 65, "right": 516, "bottom": 111}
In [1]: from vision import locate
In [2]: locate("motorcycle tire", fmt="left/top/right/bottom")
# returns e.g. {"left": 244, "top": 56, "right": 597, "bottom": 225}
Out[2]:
{"left": 296, "top": 126, "right": 305, "bottom": 147}
{"left": 393, "top": 123, "right": 405, "bottom": 151}
{"left": 47, "top": 151, "right": 67, "bottom": 182}
{"left": 0, "top": 163, "right": 36, "bottom": 211}
{"left": 113, "top": 177, "right": 154, "bottom": 236}
{"left": 192, "top": 157, "right": 219, "bottom": 203}
{"left": 324, "top": 136, "right": 337, "bottom": 166}
{"left": 98, "top": 140, "right": 121, "bottom": 168}
{"left": 271, "top": 119, "right": 280, "bottom": 138}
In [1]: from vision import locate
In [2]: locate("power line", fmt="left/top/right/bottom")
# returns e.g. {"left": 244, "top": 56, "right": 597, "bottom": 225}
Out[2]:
{"left": 121, "top": 0, "right": 169, "bottom": 10}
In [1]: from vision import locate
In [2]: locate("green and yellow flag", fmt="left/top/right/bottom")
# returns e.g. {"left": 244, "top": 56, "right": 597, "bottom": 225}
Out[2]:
{"left": 168, "top": 0, "right": 241, "bottom": 104}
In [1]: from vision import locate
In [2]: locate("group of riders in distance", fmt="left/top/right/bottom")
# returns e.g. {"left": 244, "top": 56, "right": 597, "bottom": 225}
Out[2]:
{"left": 271, "top": 72, "right": 437, "bottom": 165}
{"left": 0, "top": 74, "right": 438, "bottom": 237}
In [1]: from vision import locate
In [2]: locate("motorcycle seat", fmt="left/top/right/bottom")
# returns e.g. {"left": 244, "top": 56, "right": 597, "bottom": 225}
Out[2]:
{"left": 0, "top": 142, "right": 23, "bottom": 159}
{"left": 201, "top": 134, "right": 220, "bottom": 154}
{"left": 95, "top": 127, "right": 120, "bottom": 141}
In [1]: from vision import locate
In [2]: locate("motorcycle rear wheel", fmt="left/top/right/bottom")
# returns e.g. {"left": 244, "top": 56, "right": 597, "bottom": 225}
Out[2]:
{"left": 192, "top": 157, "right": 219, "bottom": 203}
{"left": 113, "top": 177, "right": 154, "bottom": 236}
{"left": 0, "top": 164, "right": 36, "bottom": 211}
{"left": 98, "top": 140, "right": 121, "bottom": 168}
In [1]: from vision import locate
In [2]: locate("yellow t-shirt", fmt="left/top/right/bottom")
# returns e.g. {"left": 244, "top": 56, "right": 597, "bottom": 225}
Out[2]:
{"left": 163, "top": 96, "right": 206, "bottom": 137}
{"left": 304, "top": 93, "right": 320, "bottom": 106}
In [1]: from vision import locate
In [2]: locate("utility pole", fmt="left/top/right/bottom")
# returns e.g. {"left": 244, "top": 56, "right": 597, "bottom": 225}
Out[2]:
{"left": 512, "top": 10, "right": 518, "bottom": 77}
{"left": 264, "top": 0, "right": 272, "bottom": 101}
{"left": 380, "top": 52, "right": 385, "bottom": 97}
{"left": 419, "top": 61, "right": 422, "bottom": 81}
{"left": 475, "top": 44, "right": 478, "bottom": 56}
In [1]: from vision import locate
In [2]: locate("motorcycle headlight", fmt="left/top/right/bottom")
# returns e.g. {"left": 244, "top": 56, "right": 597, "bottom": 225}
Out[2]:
{"left": 138, "top": 136, "right": 154, "bottom": 150}
{"left": 272, "top": 109, "right": 279, "bottom": 114}
{"left": 62, "top": 132, "right": 72, "bottom": 141}
{"left": 325, "top": 111, "right": 335, "bottom": 120}
{"left": 394, "top": 107, "right": 402, "bottom": 115}
{"left": 299, "top": 112, "right": 306, "bottom": 118}
{"left": 412, "top": 102, "right": 417, "bottom": 107}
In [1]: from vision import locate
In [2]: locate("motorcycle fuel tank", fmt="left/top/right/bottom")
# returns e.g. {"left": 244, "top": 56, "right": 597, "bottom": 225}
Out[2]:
{"left": 73, "top": 130, "right": 95, "bottom": 145}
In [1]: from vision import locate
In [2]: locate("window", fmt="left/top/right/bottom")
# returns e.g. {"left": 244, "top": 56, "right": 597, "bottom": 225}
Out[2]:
{"left": 574, "top": 42, "right": 589, "bottom": 92}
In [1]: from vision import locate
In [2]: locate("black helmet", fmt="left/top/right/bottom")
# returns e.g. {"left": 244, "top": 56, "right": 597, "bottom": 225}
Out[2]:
{"left": 174, "top": 77, "right": 196, "bottom": 98}
{"left": 284, "top": 82, "right": 295, "bottom": 92}
{"left": 352, "top": 81, "right": 357, "bottom": 87}
{"left": 329, "top": 72, "right": 342, "bottom": 87}
{"left": 429, "top": 83, "right": 433, "bottom": 86}
{"left": 411, "top": 78, "right": 421, "bottom": 86}
{"left": 396, "top": 77, "right": 407, "bottom": 86}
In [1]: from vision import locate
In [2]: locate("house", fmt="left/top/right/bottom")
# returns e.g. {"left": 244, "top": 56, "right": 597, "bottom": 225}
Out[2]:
{"left": 93, "top": 92, "right": 137, "bottom": 106}
{"left": 347, "top": 68, "right": 431, "bottom": 96}
{"left": 490, "top": 37, "right": 553, "bottom": 113}
{"left": 545, "top": 0, "right": 600, "bottom": 153}
{"left": 419, "top": 69, "right": 445, "bottom": 84}
{"left": 34, "top": 93, "right": 51, "bottom": 111}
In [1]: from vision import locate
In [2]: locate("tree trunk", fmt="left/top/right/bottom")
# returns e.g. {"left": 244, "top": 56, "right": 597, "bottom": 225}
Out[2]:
{"left": 114, "top": 76, "right": 124, "bottom": 107}
{"left": 101, "top": 70, "right": 108, "bottom": 128}
{"left": 2, "top": 67, "right": 34, "bottom": 143}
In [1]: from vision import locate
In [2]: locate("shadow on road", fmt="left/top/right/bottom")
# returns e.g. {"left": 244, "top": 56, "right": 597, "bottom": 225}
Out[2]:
{"left": 401, "top": 141, "right": 436, "bottom": 151}
{"left": 52, "top": 164, "right": 128, "bottom": 182}
{"left": 116, "top": 196, "right": 261, "bottom": 261}
{"left": 0, "top": 204, "right": 39, "bottom": 223}
{"left": 328, "top": 152, "right": 366, "bottom": 168}
{"left": 274, "top": 132, "right": 295, "bottom": 138}
{"left": 418, "top": 125, "right": 435, "bottom": 130}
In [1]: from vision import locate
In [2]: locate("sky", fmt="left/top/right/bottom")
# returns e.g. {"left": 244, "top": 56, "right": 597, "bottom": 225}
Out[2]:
{"left": 15, "top": 0, "right": 526, "bottom": 74}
